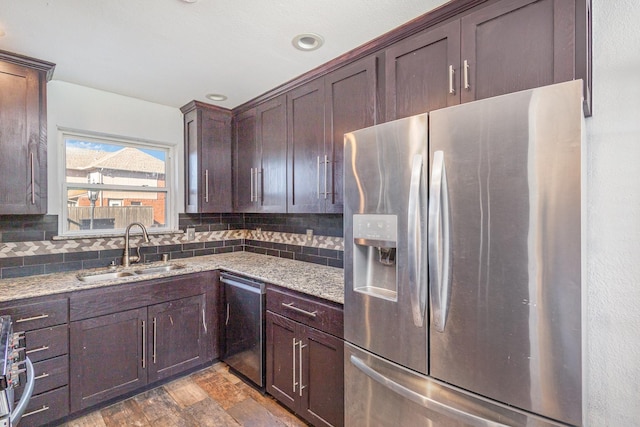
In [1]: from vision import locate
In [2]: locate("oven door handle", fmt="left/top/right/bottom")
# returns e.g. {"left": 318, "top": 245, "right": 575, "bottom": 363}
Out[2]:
{"left": 10, "top": 357, "right": 35, "bottom": 426}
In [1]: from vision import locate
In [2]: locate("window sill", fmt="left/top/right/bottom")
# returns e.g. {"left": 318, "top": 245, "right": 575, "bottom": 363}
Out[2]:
{"left": 51, "top": 229, "right": 185, "bottom": 241}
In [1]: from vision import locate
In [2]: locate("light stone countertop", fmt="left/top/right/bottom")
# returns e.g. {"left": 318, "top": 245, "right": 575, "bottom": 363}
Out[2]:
{"left": 0, "top": 252, "right": 345, "bottom": 305}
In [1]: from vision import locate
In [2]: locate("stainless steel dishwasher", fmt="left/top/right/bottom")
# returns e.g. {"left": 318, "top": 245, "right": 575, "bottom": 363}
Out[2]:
{"left": 220, "top": 272, "right": 266, "bottom": 388}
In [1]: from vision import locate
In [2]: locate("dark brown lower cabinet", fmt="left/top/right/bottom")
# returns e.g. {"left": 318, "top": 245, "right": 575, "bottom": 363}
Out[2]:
{"left": 147, "top": 294, "right": 207, "bottom": 383}
{"left": 267, "top": 311, "right": 344, "bottom": 427}
{"left": 70, "top": 307, "right": 147, "bottom": 412}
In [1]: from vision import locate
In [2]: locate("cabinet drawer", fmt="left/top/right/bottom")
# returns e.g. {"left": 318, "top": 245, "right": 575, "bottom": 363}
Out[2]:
{"left": 18, "top": 385, "right": 69, "bottom": 427}
{"left": 25, "top": 324, "right": 69, "bottom": 363}
{"left": 267, "top": 286, "right": 343, "bottom": 339}
{"left": 15, "top": 355, "right": 69, "bottom": 399}
{"left": 0, "top": 298, "right": 68, "bottom": 331}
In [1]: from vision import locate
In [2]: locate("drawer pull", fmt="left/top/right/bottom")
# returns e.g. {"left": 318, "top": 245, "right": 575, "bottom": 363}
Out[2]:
{"left": 34, "top": 372, "right": 50, "bottom": 380}
{"left": 26, "top": 346, "right": 50, "bottom": 355}
{"left": 23, "top": 405, "right": 50, "bottom": 418}
{"left": 15, "top": 314, "right": 49, "bottom": 323}
{"left": 282, "top": 302, "right": 317, "bottom": 318}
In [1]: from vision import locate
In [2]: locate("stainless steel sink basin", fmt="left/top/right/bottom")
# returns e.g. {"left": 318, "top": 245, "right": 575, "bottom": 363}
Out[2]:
{"left": 77, "top": 271, "right": 136, "bottom": 282}
{"left": 133, "top": 264, "right": 186, "bottom": 275}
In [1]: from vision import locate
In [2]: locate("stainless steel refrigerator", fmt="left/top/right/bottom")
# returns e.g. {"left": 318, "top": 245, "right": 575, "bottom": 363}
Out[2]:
{"left": 343, "top": 80, "right": 583, "bottom": 426}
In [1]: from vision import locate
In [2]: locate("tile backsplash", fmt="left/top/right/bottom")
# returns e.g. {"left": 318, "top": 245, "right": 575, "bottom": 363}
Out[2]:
{"left": 0, "top": 213, "right": 344, "bottom": 278}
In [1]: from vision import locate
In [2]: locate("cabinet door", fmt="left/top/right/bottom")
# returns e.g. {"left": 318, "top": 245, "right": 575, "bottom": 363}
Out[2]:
{"left": 185, "top": 105, "right": 232, "bottom": 213}
{"left": 256, "top": 96, "right": 287, "bottom": 213}
{"left": 0, "top": 61, "right": 46, "bottom": 214}
{"left": 287, "top": 79, "right": 325, "bottom": 213}
{"left": 147, "top": 294, "right": 206, "bottom": 383}
{"left": 266, "top": 311, "right": 298, "bottom": 412}
{"left": 460, "top": 0, "right": 575, "bottom": 103}
{"left": 325, "top": 56, "right": 377, "bottom": 213}
{"left": 301, "top": 326, "right": 344, "bottom": 427}
{"left": 385, "top": 20, "right": 460, "bottom": 121}
{"left": 203, "top": 110, "right": 233, "bottom": 212}
{"left": 233, "top": 108, "right": 258, "bottom": 212}
{"left": 70, "top": 307, "right": 147, "bottom": 412}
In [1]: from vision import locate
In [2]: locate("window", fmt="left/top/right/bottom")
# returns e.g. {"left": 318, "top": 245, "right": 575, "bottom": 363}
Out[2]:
{"left": 61, "top": 130, "right": 174, "bottom": 236}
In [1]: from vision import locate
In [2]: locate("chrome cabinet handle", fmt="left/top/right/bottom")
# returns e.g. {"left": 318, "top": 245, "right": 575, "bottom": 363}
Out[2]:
{"left": 204, "top": 169, "right": 209, "bottom": 203}
{"left": 350, "top": 355, "right": 508, "bottom": 427}
{"left": 225, "top": 303, "right": 230, "bottom": 326}
{"left": 22, "top": 405, "right": 49, "bottom": 418}
{"left": 323, "top": 154, "right": 329, "bottom": 199}
{"left": 202, "top": 308, "right": 207, "bottom": 334}
{"left": 30, "top": 152, "right": 35, "bottom": 204}
{"left": 428, "top": 151, "right": 452, "bottom": 332}
{"left": 317, "top": 156, "right": 321, "bottom": 199}
{"left": 256, "top": 168, "right": 262, "bottom": 204}
{"left": 282, "top": 302, "right": 317, "bottom": 318}
{"left": 292, "top": 338, "right": 298, "bottom": 393}
{"left": 448, "top": 65, "right": 455, "bottom": 94}
{"left": 34, "top": 372, "right": 49, "bottom": 380}
{"left": 152, "top": 317, "right": 157, "bottom": 364}
{"left": 250, "top": 168, "right": 255, "bottom": 202}
{"left": 299, "top": 341, "right": 306, "bottom": 397}
{"left": 463, "top": 60, "right": 470, "bottom": 90}
{"left": 15, "top": 314, "right": 49, "bottom": 323}
{"left": 408, "top": 155, "right": 426, "bottom": 327}
{"left": 26, "top": 346, "right": 49, "bottom": 355}
{"left": 141, "top": 320, "right": 146, "bottom": 368}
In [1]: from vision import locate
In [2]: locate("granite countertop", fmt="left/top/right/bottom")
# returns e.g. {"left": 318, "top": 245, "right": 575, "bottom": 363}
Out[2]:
{"left": 0, "top": 252, "right": 345, "bottom": 305}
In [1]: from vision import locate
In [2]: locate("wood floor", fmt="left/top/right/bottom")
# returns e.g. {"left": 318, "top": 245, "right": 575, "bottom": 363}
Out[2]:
{"left": 62, "top": 362, "right": 308, "bottom": 427}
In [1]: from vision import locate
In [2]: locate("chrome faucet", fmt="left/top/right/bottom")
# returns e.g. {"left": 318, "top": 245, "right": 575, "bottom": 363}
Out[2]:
{"left": 122, "top": 222, "right": 150, "bottom": 267}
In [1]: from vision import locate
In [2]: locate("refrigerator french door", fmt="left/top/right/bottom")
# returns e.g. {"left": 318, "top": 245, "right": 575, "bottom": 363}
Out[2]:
{"left": 344, "top": 80, "right": 583, "bottom": 426}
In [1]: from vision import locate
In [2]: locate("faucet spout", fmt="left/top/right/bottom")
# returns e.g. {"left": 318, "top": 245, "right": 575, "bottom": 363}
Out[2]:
{"left": 123, "top": 222, "right": 150, "bottom": 267}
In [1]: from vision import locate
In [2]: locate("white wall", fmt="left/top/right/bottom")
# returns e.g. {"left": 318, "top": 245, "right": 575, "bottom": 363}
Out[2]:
{"left": 586, "top": 0, "right": 640, "bottom": 424}
{"left": 46, "top": 81, "right": 184, "bottom": 221}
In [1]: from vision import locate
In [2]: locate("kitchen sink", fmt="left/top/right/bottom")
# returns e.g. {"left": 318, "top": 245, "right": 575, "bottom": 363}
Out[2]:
{"left": 77, "top": 263, "right": 186, "bottom": 283}
{"left": 133, "top": 264, "right": 186, "bottom": 275}
{"left": 77, "top": 271, "right": 136, "bottom": 282}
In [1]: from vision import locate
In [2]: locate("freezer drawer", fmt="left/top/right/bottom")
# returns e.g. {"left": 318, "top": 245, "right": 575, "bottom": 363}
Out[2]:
{"left": 344, "top": 343, "right": 568, "bottom": 427}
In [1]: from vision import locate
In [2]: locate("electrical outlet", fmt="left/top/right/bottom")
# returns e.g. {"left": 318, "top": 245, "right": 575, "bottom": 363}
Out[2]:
{"left": 306, "top": 229, "right": 313, "bottom": 241}
{"left": 186, "top": 227, "right": 195, "bottom": 240}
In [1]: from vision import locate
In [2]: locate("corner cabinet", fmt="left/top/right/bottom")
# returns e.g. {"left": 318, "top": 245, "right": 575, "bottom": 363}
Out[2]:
{"left": 385, "top": 0, "right": 592, "bottom": 119}
{"left": 181, "top": 101, "right": 233, "bottom": 213}
{"left": 266, "top": 285, "right": 344, "bottom": 427}
{"left": 69, "top": 271, "right": 217, "bottom": 413}
{"left": 0, "top": 51, "right": 55, "bottom": 214}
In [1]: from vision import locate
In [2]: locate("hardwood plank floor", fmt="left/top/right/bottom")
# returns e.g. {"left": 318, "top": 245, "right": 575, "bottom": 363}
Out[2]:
{"left": 63, "top": 362, "right": 308, "bottom": 427}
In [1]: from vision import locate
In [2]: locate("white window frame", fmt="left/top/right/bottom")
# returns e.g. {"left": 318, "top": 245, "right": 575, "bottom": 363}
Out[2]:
{"left": 59, "top": 128, "right": 177, "bottom": 237}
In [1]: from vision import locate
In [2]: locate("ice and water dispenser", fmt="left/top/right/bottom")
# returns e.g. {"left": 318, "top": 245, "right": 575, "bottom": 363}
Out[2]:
{"left": 352, "top": 214, "right": 398, "bottom": 301}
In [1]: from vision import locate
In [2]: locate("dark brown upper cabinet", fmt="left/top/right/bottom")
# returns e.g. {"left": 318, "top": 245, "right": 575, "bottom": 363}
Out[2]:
{"left": 385, "top": 0, "right": 591, "bottom": 120}
{"left": 0, "top": 51, "right": 54, "bottom": 214}
{"left": 460, "top": 0, "right": 587, "bottom": 108}
{"left": 385, "top": 20, "right": 461, "bottom": 120}
{"left": 181, "top": 101, "right": 232, "bottom": 213}
{"left": 287, "top": 56, "right": 377, "bottom": 214}
{"left": 233, "top": 96, "right": 287, "bottom": 213}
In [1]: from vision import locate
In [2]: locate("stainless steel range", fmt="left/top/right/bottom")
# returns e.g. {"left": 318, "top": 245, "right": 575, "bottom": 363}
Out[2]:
{"left": 0, "top": 316, "right": 35, "bottom": 427}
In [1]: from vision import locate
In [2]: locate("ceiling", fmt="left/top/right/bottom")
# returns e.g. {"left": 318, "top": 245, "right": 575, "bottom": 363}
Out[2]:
{"left": 0, "top": 0, "right": 449, "bottom": 109}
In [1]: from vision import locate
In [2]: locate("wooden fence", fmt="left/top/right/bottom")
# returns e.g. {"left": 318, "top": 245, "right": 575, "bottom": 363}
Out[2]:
{"left": 67, "top": 206, "right": 154, "bottom": 231}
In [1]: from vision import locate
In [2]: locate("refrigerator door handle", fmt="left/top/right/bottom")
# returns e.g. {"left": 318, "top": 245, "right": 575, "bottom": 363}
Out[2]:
{"left": 350, "top": 355, "right": 508, "bottom": 427}
{"left": 428, "top": 150, "right": 451, "bottom": 332}
{"left": 408, "top": 154, "right": 425, "bottom": 327}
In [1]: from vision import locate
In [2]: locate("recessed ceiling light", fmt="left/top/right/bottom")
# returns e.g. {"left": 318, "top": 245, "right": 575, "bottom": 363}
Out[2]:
{"left": 181, "top": 0, "right": 198, "bottom": 3}
{"left": 292, "top": 33, "right": 324, "bottom": 51}
{"left": 205, "top": 93, "right": 227, "bottom": 102}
